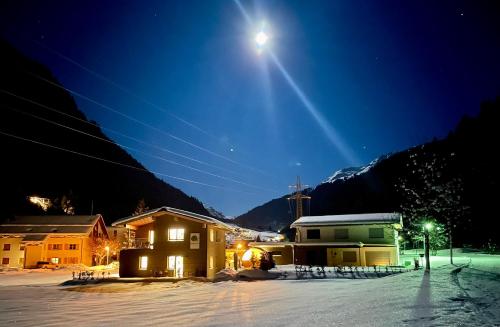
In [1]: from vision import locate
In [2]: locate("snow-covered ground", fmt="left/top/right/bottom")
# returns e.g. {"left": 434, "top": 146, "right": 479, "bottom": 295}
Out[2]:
{"left": 0, "top": 252, "right": 499, "bottom": 326}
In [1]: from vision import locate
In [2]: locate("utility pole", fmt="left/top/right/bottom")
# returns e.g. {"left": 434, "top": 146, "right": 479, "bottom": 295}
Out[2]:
{"left": 287, "top": 176, "right": 311, "bottom": 220}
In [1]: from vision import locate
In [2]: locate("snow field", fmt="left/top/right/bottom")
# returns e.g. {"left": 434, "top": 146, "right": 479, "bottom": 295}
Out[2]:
{"left": 0, "top": 253, "right": 498, "bottom": 326}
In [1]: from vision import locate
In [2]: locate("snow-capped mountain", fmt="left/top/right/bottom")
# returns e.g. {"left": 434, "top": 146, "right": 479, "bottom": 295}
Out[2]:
{"left": 323, "top": 155, "right": 391, "bottom": 184}
{"left": 203, "top": 204, "right": 231, "bottom": 220}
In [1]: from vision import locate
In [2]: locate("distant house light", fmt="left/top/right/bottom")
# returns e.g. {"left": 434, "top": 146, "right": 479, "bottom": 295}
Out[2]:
{"left": 28, "top": 196, "right": 52, "bottom": 211}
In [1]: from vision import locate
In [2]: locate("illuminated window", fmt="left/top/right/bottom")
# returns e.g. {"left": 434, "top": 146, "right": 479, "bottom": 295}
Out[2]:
{"left": 210, "top": 229, "right": 214, "bottom": 242}
{"left": 148, "top": 230, "right": 155, "bottom": 245}
{"left": 139, "top": 256, "right": 148, "bottom": 270}
{"left": 50, "top": 257, "right": 60, "bottom": 264}
{"left": 49, "top": 244, "right": 63, "bottom": 250}
{"left": 3, "top": 244, "right": 10, "bottom": 251}
{"left": 209, "top": 256, "right": 214, "bottom": 269}
{"left": 168, "top": 228, "right": 185, "bottom": 241}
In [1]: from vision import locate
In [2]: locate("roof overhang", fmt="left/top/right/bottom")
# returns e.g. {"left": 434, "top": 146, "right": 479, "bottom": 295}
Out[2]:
{"left": 112, "top": 206, "right": 231, "bottom": 231}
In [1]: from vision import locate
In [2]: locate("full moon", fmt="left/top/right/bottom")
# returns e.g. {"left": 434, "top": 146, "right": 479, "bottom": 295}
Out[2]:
{"left": 255, "top": 31, "right": 268, "bottom": 46}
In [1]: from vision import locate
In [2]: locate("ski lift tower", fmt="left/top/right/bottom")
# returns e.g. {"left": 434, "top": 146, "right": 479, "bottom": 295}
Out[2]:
{"left": 287, "top": 176, "right": 311, "bottom": 221}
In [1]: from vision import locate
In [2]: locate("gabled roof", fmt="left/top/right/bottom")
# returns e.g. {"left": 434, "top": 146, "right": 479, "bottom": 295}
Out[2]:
{"left": 290, "top": 213, "right": 402, "bottom": 228}
{"left": 4, "top": 215, "right": 100, "bottom": 226}
{"left": 111, "top": 207, "right": 231, "bottom": 230}
{"left": 0, "top": 215, "right": 103, "bottom": 236}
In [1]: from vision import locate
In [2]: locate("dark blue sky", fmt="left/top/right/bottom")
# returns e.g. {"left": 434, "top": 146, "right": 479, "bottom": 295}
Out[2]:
{"left": 2, "top": 1, "right": 499, "bottom": 216}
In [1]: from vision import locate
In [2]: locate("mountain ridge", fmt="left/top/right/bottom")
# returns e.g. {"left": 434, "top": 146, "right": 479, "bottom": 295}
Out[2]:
{"left": 234, "top": 99, "right": 500, "bottom": 247}
{"left": 0, "top": 39, "right": 212, "bottom": 224}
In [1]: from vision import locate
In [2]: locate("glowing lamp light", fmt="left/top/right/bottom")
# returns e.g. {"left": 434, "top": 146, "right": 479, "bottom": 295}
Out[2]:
{"left": 255, "top": 31, "right": 268, "bottom": 47}
{"left": 236, "top": 243, "right": 242, "bottom": 249}
{"left": 241, "top": 248, "right": 265, "bottom": 268}
{"left": 425, "top": 223, "right": 433, "bottom": 231}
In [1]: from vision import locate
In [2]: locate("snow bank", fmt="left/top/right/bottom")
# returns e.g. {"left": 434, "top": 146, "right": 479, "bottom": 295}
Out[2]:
{"left": 236, "top": 269, "right": 281, "bottom": 280}
{"left": 213, "top": 268, "right": 238, "bottom": 282}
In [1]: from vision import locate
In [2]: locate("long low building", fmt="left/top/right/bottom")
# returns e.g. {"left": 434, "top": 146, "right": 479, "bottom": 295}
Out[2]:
{"left": 0, "top": 215, "right": 108, "bottom": 268}
{"left": 290, "top": 213, "right": 403, "bottom": 267}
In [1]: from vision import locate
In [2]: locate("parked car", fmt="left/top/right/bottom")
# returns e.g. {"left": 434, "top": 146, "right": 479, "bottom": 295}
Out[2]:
{"left": 36, "top": 261, "right": 59, "bottom": 269}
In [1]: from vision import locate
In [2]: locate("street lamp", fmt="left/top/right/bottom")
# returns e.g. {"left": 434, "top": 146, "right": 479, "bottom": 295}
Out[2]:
{"left": 105, "top": 246, "right": 110, "bottom": 266}
{"left": 423, "top": 223, "right": 432, "bottom": 271}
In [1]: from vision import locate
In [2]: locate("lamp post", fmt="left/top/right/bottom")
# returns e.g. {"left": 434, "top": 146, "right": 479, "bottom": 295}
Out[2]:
{"left": 423, "top": 223, "right": 432, "bottom": 271}
{"left": 105, "top": 246, "right": 110, "bottom": 266}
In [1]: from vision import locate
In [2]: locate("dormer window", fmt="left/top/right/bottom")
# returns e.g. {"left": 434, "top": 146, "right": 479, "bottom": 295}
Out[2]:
{"left": 168, "top": 228, "right": 185, "bottom": 241}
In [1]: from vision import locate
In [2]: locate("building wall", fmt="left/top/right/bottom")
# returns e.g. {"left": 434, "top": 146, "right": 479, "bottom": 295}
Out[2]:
{"left": 296, "top": 224, "right": 397, "bottom": 245}
{"left": 119, "top": 248, "right": 154, "bottom": 277}
{"left": 24, "top": 244, "right": 43, "bottom": 268}
{"left": 206, "top": 227, "right": 226, "bottom": 279}
{"left": 42, "top": 236, "right": 90, "bottom": 265}
{"left": 294, "top": 246, "right": 328, "bottom": 266}
{"left": 296, "top": 245, "right": 398, "bottom": 266}
{"left": 0, "top": 237, "right": 24, "bottom": 268}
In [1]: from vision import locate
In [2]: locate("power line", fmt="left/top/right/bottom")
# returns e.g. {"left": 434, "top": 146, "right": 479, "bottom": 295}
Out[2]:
{"left": 24, "top": 70, "right": 271, "bottom": 177}
{"left": 0, "top": 129, "right": 258, "bottom": 195}
{"left": 34, "top": 40, "right": 219, "bottom": 141}
{"left": 0, "top": 88, "right": 241, "bottom": 177}
{"left": 3, "top": 104, "right": 275, "bottom": 192}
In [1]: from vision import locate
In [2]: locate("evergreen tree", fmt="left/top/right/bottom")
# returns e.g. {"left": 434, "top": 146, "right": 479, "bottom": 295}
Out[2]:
{"left": 133, "top": 198, "right": 149, "bottom": 215}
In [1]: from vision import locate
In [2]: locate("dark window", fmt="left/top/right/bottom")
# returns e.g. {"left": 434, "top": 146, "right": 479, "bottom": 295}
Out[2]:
{"left": 3, "top": 244, "right": 11, "bottom": 251}
{"left": 334, "top": 229, "right": 349, "bottom": 240}
{"left": 69, "top": 244, "right": 78, "bottom": 250}
{"left": 2, "top": 258, "right": 9, "bottom": 265}
{"left": 369, "top": 228, "right": 384, "bottom": 238}
{"left": 270, "top": 251, "right": 283, "bottom": 256}
{"left": 113, "top": 230, "right": 118, "bottom": 238}
{"left": 306, "top": 229, "right": 321, "bottom": 239}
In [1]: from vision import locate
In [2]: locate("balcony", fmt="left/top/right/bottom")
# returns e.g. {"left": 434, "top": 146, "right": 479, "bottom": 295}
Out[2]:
{"left": 128, "top": 238, "right": 153, "bottom": 249}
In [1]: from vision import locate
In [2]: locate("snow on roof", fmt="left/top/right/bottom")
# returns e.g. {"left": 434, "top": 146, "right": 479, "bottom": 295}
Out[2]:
{"left": 0, "top": 215, "right": 102, "bottom": 235}
{"left": 290, "top": 213, "right": 402, "bottom": 227}
{"left": 111, "top": 206, "right": 230, "bottom": 230}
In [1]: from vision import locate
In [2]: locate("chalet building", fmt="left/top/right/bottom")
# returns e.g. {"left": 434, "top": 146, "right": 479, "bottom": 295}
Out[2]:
{"left": 112, "top": 207, "right": 230, "bottom": 279}
{"left": 291, "top": 213, "right": 402, "bottom": 267}
{"left": 0, "top": 215, "right": 108, "bottom": 268}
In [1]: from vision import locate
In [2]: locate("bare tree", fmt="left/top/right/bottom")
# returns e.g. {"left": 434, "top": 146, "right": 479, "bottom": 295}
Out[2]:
{"left": 89, "top": 237, "right": 121, "bottom": 265}
{"left": 397, "top": 149, "right": 468, "bottom": 264}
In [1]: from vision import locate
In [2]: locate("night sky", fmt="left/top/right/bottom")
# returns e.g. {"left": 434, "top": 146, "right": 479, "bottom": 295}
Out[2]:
{"left": 1, "top": 1, "right": 499, "bottom": 217}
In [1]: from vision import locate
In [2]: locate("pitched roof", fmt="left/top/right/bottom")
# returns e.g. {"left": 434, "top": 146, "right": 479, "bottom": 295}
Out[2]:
{"left": 112, "top": 207, "right": 230, "bottom": 230}
{"left": 290, "top": 213, "right": 402, "bottom": 228}
{"left": 4, "top": 215, "right": 100, "bottom": 226}
{"left": 0, "top": 215, "right": 102, "bottom": 236}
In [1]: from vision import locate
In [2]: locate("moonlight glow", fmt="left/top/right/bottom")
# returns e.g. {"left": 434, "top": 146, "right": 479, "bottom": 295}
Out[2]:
{"left": 255, "top": 31, "right": 268, "bottom": 47}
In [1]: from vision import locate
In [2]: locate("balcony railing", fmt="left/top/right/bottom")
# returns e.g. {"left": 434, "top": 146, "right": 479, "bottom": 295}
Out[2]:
{"left": 128, "top": 238, "right": 153, "bottom": 249}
